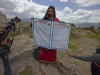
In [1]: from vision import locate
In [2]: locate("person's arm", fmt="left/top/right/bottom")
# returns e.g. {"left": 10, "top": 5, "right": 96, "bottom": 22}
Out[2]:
{"left": 67, "top": 52, "right": 100, "bottom": 63}
{"left": 72, "top": 54, "right": 100, "bottom": 63}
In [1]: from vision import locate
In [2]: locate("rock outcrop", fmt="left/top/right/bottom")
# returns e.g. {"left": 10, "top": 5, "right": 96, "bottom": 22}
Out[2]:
{"left": 0, "top": 22, "right": 99, "bottom": 75}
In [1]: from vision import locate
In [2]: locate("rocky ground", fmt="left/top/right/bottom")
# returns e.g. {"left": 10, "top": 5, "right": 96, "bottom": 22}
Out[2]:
{"left": 0, "top": 27, "right": 99, "bottom": 75}
{"left": 0, "top": 35, "right": 75, "bottom": 75}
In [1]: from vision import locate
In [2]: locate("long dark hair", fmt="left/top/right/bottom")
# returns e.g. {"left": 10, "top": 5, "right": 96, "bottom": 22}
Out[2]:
{"left": 43, "top": 6, "right": 56, "bottom": 19}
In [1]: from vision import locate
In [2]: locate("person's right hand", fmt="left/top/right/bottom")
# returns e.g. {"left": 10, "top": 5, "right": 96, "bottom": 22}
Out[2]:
{"left": 0, "top": 26, "right": 5, "bottom": 33}
{"left": 66, "top": 51, "right": 72, "bottom": 57}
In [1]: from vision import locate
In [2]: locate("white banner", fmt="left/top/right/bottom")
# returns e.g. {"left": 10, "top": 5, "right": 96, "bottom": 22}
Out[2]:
{"left": 32, "top": 18, "right": 70, "bottom": 50}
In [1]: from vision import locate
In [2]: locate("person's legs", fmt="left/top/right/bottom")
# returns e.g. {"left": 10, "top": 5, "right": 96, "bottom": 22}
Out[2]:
{"left": 0, "top": 53, "right": 12, "bottom": 75}
{"left": 91, "top": 63, "right": 99, "bottom": 75}
{"left": 94, "top": 69, "right": 100, "bottom": 75}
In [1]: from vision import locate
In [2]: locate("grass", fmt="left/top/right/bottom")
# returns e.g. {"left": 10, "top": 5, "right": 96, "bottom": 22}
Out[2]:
{"left": 27, "top": 33, "right": 33, "bottom": 38}
{"left": 97, "top": 42, "right": 100, "bottom": 48}
{"left": 9, "top": 33, "right": 19, "bottom": 37}
{"left": 69, "top": 33, "right": 79, "bottom": 40}
{"left": 86, "top": 31, "right": 100, "bottom": 48}
{"left": 70, "top": 61, "right": 78, "bottom": 65}
{"left": 54, "top": 61, "right": 65, "bottom": 70}
{"left": 58, "top": 51, "right": 66, "bottom": 59}
{"left": 18, "top": 66, "right": 33, "bottom": 75}
{"left": 75, "top": 50, "right": 84, "bottom": 55}
{"left": 95, "top": 34, "right": 100, "bottom": 41}
{"left": 86, "top": 31, "right": 100, "bottom": 41}
{"left": 68, "top": 43, "right": 78, "bottom": 52}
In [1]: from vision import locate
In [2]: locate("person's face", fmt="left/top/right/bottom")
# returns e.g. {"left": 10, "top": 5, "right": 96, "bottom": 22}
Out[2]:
{"left": 48, "top": 8, "right": 54, "bottom": 18}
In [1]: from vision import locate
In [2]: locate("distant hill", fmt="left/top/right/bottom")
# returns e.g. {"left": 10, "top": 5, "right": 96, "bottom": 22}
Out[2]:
{"left": 15, "top": 18, "right": 100, "bottom": 28}
{"left": 20, "top": 18, "right": 31, "bottom": 22}
{"left": 75, "top": 22, "right": 100, "bottom": 29}
{"left": 8, "top": 18, "right": 31, "bottom": 22}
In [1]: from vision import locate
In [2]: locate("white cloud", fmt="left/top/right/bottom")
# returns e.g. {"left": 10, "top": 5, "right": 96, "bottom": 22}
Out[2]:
{"left": 74, "top": 9, "right": 90, "bottom": 15}
{"left": 59, "top": 0, "right": 68, "bottom": 2}
{"left": 0, "top": 0, "right": 100, "bottom": 23}
{"left": 70, "top": 9, "right": 100, "bottom": 23}
{"left": 68, "top": 9, "right": 92, "bottom": 23}
{"left": 56, "top": 8, "right": 93, "bottom": 23}
{"left": 62, "top": 6, "right": 72, "bottom": 14}
{"left": 73, "top": 0, "right": 100, "bottom": 7}
{"left": 0, "top": 0, "right": 16, "bottom": 10}
{"left": 0, "top": 0, "right": 48, "bottom": 18}
{"left": 88, "top": 9, "right": 100, "bottom": 22}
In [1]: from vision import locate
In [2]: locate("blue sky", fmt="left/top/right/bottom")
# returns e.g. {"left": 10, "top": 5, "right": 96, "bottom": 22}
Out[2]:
{"left": 0, "top": 0, "right": 100, "bottom": 23}
{"left": 32, "top": 0, "right": 100, "bottom": 11}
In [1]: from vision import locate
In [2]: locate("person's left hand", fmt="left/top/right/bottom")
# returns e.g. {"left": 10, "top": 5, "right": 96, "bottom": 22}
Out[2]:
{"left": 1, "top": 36, "right": 11, "bottom": 46}
{"left": 0, "top": 26, "right": 6, "bottom": 33}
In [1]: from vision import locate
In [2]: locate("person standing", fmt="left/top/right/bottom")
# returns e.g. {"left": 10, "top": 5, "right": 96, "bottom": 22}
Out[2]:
{"left": 67, "top": 48, "right": 100, "bottom": 75}
{"left": 32, "top": 6, "right": 60, "bottom": 65}
{"left": 0, "top": 11, "right": 15, "bottom": 75}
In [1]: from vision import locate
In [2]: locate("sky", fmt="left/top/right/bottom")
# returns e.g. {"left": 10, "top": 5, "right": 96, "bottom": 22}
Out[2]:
{"left": 0, "top": 0, "right": 100, "bottom": 23}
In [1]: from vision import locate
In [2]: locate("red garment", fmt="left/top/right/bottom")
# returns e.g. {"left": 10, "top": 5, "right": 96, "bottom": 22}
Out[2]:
{"left": 39, "top": 48, "right": 57, "bottom": 63}
{"left": 54, "top": 18, "right": 59, "bottom": 22}
{"left": 39, "top": 18, "right": 59, "bottom": 63}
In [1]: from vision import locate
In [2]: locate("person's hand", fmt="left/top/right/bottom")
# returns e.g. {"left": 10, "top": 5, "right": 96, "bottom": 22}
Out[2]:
{"left": 1, "top": 36, "right": 11, "bottom": 46}
{"left": 66, "top": 51, "right": 72, "bottom": 57}
{"left": 0, "top": 26, "right": 5, "bottom": 33}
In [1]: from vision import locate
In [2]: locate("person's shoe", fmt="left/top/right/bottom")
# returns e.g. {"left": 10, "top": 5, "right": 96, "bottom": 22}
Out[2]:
{"left": 52, "top": 63, "right": 55, "bottom": 67}
{"left": 45, "top": 62, "right": 49, "bottom": 66}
